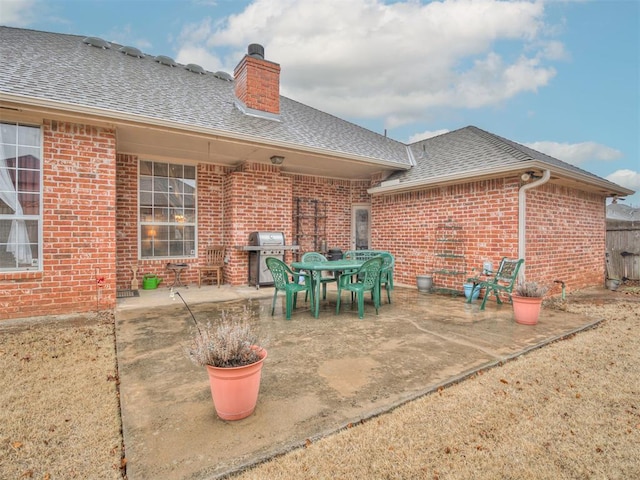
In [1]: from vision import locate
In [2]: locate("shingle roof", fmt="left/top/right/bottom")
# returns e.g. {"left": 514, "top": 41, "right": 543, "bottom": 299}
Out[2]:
{"left": 384, "top": 126, "right": 625, "bottom": 191}
{"left": 0, "top": 26, "right": 410, "bottom": 166}
{"left": 0, "top": 27, "right": 630, "bottom": 196}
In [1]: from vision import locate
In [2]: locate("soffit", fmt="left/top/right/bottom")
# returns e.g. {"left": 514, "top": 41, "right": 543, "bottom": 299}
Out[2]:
{"left": 116, "top": 124, "right": 400, "bottom": 179}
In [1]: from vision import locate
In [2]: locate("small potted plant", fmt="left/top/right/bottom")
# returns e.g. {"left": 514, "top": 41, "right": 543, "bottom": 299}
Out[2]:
{"left": 177, "top": 291, "right": 268, "bottom": 420}
{"left": 512, "top": 281, "right": 549, "bottom": 325}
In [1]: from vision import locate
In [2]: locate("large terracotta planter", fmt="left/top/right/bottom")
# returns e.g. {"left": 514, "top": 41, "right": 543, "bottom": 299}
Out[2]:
{"left": 206, "top": 347, "right": 267, "bottom": 420}
{"left": 512, "top": 295, "right": 543, "bottom": 325}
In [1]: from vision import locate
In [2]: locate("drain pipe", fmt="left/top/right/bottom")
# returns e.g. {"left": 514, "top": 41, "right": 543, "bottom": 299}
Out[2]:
{"left": 518, "top": 169, "right": 551, "bottom": 280}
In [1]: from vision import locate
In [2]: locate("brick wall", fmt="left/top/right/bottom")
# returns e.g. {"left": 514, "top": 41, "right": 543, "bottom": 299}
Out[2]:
{"left": 224, "top": 163, "right": 293, "bottom": 285}
{"left": 115, "top": 157, "right": 227, "bottom": 289}
{"left": 371, "top": 176, "right": 607, "bottom": 295}
{"left": 372, "top": 178, "right": 519, "bottom": 291}
{"left": 4, "top": 137, "right": 608, "bottom": 322}
{"left": 289, "top": 175, "right": 357, "bottom": 254}
{"left": 524, "top": 183, "right": 606, "bottom": 295}
{"left": 115, "top": 154, "right": 138, "bottom": 290}
{"left": 222, "top": 170, "right": 371, "bottom": 284}
{"left": 116, "top": 159, "right": 293, "bottom": 289}
{"left": 0, "top": 120, "right": 117, "bottom": 320}
{"left": 197, "top": 163, "right": 226, "bottom": 253}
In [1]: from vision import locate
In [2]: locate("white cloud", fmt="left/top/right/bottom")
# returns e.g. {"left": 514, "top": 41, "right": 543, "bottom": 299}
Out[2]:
{"left": 0, "top": 0, "right": 38, "bottom": 26}
{"left": 103, "top": 24, "right": 152, "bottom": 51}
{"left": 537, "top": 40, "right": 569, "bottom": 61}
{"left": 173, "top": 0, "right": 559, "bottom": 128}
{"left": 175, "top": 17, "right": 237, "bottom": 72}
{"left": 524, "top": 141, "right": 623, "bottom": 165}
{"left": 606, "top": 169, "right": 640, "bottom": 192}
{"left": 453, "top": 53, "right": 555, "bottom": 109}
{"left": 175, "top": 46, "right": 224, "bottom": 72}
{"left": 408, "top": 129, "right": 450, "bottom": 144}
{"left": 606, "top": 169, "right": 640, "bottom": 206}
{"left": 524, "top": 140, "right": 638, "bottom": 204}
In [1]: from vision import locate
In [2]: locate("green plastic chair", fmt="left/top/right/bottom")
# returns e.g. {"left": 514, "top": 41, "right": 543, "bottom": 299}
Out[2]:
{"left": 335, "top": 256, "right": 383, "bottom": 319}
{"left": 301, "top": 252, "right": 337, "bottom": 301}
{"left": 266, "top": 257, "right": 312, "bottom": 320}
{"left": 379, "top": 252, "right": 394, "bottom": 304}
{"left": 468, "top": 257, "right": 524, "bottom": 310}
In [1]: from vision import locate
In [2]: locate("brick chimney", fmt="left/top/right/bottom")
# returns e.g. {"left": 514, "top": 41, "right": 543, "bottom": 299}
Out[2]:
{"left": 234, "top": 44, "right": 281, "bottom": 116}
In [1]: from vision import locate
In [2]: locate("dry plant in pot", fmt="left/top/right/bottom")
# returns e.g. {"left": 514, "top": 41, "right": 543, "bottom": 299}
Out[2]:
{"left": 175, "top": 291, "right": 268, "bottom": 420}
{"left": 512, "top": 281, "right": 549, "bottom": 325}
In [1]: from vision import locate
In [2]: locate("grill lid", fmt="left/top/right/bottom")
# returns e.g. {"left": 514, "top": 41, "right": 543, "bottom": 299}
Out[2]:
{"left": 248, "top": 231, "right": 285, "bottom": 246}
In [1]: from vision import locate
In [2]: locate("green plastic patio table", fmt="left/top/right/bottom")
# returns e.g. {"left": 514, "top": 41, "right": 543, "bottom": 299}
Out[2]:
{"left": 290, "top": 259, "right": 364, "bottom": 318}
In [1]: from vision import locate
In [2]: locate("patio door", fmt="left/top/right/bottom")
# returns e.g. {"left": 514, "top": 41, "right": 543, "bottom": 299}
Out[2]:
{"left": 351, "top": 205, "right": 370, "bottom": 250}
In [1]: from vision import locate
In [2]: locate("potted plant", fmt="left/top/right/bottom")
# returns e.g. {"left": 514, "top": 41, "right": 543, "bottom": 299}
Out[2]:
{"left": 512, "top": 281, "right": 549, "bottom": 325}
{"left": 177, "top": 291, "right": 268, "bottom": 420}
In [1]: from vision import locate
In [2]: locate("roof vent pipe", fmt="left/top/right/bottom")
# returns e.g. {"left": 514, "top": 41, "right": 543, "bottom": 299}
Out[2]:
{"left": 518, "top": 169, "right": 551, "bottom": 281}
{"left": 248, "top": 44, "right": 264, "bottom": 59}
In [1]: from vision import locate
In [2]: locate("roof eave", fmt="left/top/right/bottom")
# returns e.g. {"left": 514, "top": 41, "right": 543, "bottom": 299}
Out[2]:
{"left": 527, "top": 160, "right": 634, "bottom": 196}
{"left": 0, "top": 92, "right": 410, "bottom": 169}
{"left": 368, "top": 165, "right": 521, "bottom": 195}
{"left": 368, "top": 160, "right": 634, "bottom": 197}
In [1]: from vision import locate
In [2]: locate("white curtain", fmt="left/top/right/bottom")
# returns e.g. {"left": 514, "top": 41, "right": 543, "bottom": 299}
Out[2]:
{"left": 0, "top": 142, "right": 32, "bottom": 265}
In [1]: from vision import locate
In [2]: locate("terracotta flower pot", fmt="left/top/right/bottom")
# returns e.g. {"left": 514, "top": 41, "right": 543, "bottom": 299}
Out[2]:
{"left": 512, "top": 295, "right": 543, "bottom": 325}
{"left": 206, "top": 347, "right": 267, "bottom": 420}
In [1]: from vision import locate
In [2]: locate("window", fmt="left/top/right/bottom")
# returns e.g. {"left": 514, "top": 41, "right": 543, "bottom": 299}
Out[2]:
{"left": 139, "top": 160, "right": 196, "bottom": 259}
{"left": 0, "top": 123, "right": 42, "bottom": 271}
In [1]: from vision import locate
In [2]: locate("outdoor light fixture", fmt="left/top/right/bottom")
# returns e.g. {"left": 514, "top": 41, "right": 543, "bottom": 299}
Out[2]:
{"left": 270, "top": 155, "right": 284, "bottom": 165}
{"left": 521, "top": 171, "right": 541, "bottom": 182}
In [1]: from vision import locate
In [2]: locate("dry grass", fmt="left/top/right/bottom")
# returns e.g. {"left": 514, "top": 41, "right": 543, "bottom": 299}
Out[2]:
{"left": 0, "top": 298, "right": 638, "bottom": 480}
{"left": 0, "top": 313, "right": 123, "bottom": 479}
{"left": 232, "top": 301, "right": 640, "bottom": 480}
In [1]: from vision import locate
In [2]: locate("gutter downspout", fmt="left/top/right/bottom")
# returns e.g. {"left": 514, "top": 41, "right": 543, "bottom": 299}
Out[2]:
{"left": 518, "top": 169, "right": 551, "bottom": 280}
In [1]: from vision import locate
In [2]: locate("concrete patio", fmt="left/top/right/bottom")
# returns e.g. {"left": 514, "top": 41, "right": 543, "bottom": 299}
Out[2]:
{"left": 115, "top": 284, "right": 602, "bottom": 480}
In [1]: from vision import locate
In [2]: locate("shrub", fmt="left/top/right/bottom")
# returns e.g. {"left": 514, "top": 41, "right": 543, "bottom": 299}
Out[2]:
{"left": 172, "top": 290, "right": 264, "bottom": 368}
{"left": 187, "top": 307, "right": 263, "bottom": 368}
{"left": 515, "top": 281, "right": 549, "bottom": 298}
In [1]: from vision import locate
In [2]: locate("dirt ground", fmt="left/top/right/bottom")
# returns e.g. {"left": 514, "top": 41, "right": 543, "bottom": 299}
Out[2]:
{"left": 0, "top": 285, "right": 638, "bottom": 480}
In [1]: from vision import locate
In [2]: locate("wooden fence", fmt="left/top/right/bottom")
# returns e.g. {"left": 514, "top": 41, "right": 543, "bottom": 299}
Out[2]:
{"left": 606, "top": 219, "right": 640, "bottom": 280}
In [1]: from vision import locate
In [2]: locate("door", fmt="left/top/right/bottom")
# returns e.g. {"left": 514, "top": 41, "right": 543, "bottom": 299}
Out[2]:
{"left": 352, "top": 205, "right": 370, "bottom": 250}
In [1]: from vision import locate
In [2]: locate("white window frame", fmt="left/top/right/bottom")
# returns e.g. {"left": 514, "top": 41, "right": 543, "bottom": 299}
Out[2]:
{"left": 0, "top": 122, "right": 43, "bottom": 272}
{"left": 138, "top": 159, "right": 197, "bottom": 260}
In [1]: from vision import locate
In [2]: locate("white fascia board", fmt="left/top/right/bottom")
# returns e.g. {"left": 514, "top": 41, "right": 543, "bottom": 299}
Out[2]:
{"left": 368, "top": 165, "right": 525, "bottom": 195}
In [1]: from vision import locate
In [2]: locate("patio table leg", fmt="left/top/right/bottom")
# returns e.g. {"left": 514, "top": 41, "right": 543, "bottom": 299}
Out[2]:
{"left": 312, "top": 270, "right": 321, "bottom": 318}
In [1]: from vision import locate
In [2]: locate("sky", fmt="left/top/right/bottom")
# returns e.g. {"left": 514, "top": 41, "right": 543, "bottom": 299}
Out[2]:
{"left": 2, "top": 0, "right": 639, "bottom": 205}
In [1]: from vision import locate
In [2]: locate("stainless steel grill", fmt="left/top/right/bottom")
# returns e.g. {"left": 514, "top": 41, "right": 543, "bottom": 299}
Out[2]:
{"left": 247, "top": 231, "right": 286, "bottom": 287}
